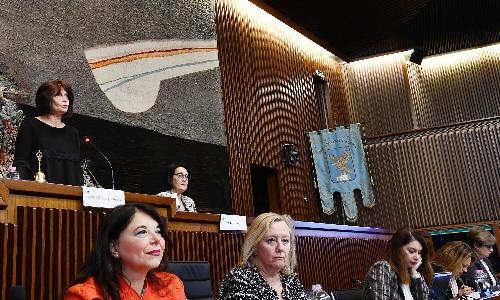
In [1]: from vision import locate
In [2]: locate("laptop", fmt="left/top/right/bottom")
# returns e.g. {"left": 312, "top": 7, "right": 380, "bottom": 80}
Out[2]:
{"left": 429, "top": 272, "right": 452, "bottom": 300}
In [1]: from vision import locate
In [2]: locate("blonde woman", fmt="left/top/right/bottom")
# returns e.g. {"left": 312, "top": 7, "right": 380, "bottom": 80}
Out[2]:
{"left": 431, "top": 241, "right": 474, "bottom": 300}
{"left": 219, "top": 212, "right": 306, "bottom": 300}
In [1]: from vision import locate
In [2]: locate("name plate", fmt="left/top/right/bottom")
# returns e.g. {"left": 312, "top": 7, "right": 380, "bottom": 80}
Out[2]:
{"left": 82, "top": 186, "right": 125, "bottom": 208}
{"left": 220, "top": 214, "right": 247, "bottom": 231}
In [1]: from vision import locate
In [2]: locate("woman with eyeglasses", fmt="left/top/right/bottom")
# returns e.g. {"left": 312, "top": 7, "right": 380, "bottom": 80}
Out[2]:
{"left": 157, "top": 162, "right": 196, "bottom": 212}
{"left": 462, "top": 226, "right": 499, "bottom": 291}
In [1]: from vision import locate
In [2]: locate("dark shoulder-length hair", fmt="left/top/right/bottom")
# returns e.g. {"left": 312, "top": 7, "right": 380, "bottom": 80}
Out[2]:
{"left": 164, "top": 162, "right": 188, "bottom": 190}
{"left": 35, "top": 80, "right": 74, "bottom": 118}
{"left": 386, "top": 227, "right": 433, "bottom": 285}
{"left": 65, "top": 203, "right": 169, "bottom": 300}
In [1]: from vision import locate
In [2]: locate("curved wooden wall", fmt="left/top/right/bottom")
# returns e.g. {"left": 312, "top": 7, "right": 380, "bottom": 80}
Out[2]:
{"left": 409, "top": 46, "right": 500, "bottom": 128}
{"left": 215, "top": 0, "right": 500, "bottom": 228}
{"left": 0, "top": 206, "right": 388, "bottom": 299}
{"left": 342, "top": 54, "right": 416, "bottom": 137}
{"left": 358, "top": 118, "right": 500, "bottom": 229}
{"left": 215, "top": 0, "right": 349, "bottom": 220}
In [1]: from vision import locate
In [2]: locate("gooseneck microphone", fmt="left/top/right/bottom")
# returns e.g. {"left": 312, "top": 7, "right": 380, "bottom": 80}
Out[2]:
{"left": 83, "top": 136, "right": 115, "bottom": 190}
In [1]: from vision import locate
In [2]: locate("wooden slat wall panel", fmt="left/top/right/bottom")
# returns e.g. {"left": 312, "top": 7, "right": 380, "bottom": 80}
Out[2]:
{"left": 14, "top": 207, "right": 102, "bottom": 300}
{"left": 296, "top": 237, "right": 387, "bottom": 291}
{"left": 215, "top": 0, "right": 350, "bottom": 220}
{"left": 342, "top": 54, "right": 416, "bottom": 137}
{"left": 1, "top": 222, "right": 17, "bottom": 300}
{"left": 358, "top": 119, "right": 500, "bottom": 229}
{"left": 409, "top": 46, "right": 500, "bottom": 128}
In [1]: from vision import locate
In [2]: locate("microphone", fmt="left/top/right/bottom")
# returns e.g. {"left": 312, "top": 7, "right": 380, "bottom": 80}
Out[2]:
{"left": 9, "top": 285, "right": 25, "bottom": 300}
{"left": 83, "top": 136, "right": 115, "bottom": 190}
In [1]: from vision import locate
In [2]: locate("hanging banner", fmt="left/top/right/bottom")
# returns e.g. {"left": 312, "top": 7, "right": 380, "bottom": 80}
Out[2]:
{"left": 308, "top": 124, "right": 374, "bottom": 221}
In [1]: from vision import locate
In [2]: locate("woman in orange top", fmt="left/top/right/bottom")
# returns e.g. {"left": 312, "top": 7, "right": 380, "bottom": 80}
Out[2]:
{"left": 64, "top": 203, "right": 186, "bottom": 300}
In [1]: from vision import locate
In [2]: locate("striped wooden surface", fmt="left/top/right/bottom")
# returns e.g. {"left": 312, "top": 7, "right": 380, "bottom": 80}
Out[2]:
{"left": 215, "top": 0, "right": 500, "bottom": 227}
{"left": 0, "top": 206, "right": 388, "bottom": 299}
{"left": 358, "top": 118, "right": 500, "bottom": 229}
{"left": 215, "top": 0, "right": 350, "bottom": 221}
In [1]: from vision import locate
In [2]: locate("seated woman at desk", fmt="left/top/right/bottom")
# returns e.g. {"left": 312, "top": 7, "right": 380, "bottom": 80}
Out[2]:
{"left": 219, "top": 212, "right": 307, "bottom": 299}
{"left": 462, "top": 226, "right": 499, "bottom": 291}
{"left": 363, "top": 227, "right": 433, "bottom": 300}
{"left": 430, "top": 241, "right": 474, "bottom": 300}
{"left": 13, "top": 80, "right": 83, "bottom": 185}
{"left": 157, "top": 163, "right": 196, "bottom": 212}
{"left": 64, "top": 203, "right": 186, "bottom": 300}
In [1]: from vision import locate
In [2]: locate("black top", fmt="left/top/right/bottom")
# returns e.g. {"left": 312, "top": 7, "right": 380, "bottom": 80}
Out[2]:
{"left": 13, "top": 117, "right": 83, "bottom": 186}
{"left": 462, "top": 257, "right": 499, "bottom": 291}
{"left": 219, "top": 265, "right": 307, "bottom": 300}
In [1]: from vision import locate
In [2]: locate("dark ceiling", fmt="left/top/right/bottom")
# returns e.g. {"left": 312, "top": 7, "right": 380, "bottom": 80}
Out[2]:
{"left": 255, "top": 0, "right": 500, "bottom": 61}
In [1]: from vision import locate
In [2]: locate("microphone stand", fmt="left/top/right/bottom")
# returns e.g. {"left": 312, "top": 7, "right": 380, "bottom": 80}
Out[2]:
{"left": 86, "top": 140, "right": 115, "bottom": 190}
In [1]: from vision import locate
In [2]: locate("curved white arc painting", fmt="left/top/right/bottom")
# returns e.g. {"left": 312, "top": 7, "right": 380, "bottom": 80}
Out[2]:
{"left": 85, "top": 39, "right": 219, "bottom": 113}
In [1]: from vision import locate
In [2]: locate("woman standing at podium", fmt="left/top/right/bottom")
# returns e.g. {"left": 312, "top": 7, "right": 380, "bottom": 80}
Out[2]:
{"left": 13, "top": 80, "right": 83, "bottom": 185}
{"left": 64, "top": 203, "right": 186, "bottom": 300}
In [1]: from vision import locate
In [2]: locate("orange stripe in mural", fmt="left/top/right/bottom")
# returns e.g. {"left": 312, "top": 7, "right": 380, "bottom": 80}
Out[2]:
{"left": 89, "top": 47, "right": 217, "bottom": 69}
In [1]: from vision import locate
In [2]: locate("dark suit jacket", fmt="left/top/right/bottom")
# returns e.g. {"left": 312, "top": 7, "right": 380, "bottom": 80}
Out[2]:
{"left": 461, "top": 257, "right": 499, "bottom": 291}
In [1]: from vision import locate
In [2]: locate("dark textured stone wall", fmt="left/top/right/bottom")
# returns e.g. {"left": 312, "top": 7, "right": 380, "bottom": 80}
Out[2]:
{"left": 0, "top": 0, "right": 225, "bottom": 145}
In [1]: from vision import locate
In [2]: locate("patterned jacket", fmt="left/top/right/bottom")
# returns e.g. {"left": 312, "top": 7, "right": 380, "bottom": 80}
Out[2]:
{"left": 462, "top": 257, "right": 499, "bottom": 291}
{"left": 363, "top": 261, "right": 429, "bottom": 300}
{"left": 157, "top": 190, "right": 196, "bottom": 212}
{"left": 219, "top": 266, "right": 307, "bottom": 300}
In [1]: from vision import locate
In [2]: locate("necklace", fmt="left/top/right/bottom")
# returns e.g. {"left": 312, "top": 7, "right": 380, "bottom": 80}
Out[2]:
{"left": 38, "top": 116, "right": 64, "bottom": 128}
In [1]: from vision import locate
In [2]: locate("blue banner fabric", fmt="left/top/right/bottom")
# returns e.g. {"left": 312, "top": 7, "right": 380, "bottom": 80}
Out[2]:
{"left": 308, "top": 124, "right": 375, "bottom": 221}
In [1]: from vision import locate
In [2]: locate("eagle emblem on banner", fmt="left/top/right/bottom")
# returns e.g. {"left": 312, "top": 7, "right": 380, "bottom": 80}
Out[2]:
{"left": 308, "top": 124, "right": 375, "bottom": 221}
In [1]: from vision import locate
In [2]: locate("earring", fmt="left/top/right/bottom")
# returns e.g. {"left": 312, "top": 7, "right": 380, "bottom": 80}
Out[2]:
{"left": 113, "top": 252, "right": 119, "bottom": 258}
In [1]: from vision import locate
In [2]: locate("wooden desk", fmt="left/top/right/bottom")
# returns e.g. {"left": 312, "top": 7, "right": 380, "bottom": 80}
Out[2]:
{"left": 0, "top": 178, "right": 393, "bottom": 300}
{"left": 0, "top": 178, "right": 175, "bottom": 223}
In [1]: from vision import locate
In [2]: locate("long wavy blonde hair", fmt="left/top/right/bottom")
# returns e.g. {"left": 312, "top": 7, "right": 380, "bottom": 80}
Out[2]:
{"left": 240, "top": 212, "right": 297, "bottom": 275}
{"left": 431, "top": 241, "right": 474, "bottom": 278}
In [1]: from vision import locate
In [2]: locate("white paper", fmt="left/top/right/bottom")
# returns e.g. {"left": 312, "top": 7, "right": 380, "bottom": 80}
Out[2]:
{"left": 82, "top": 186, "right": 125, "bottom": 208}
{"left": 220, "top": 214, "right": 247, "bottom": 231}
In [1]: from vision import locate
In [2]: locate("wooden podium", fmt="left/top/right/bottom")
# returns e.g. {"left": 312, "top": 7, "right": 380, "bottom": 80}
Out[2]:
{"left": 0, "top": 178, "right": 176, "bottom": 224}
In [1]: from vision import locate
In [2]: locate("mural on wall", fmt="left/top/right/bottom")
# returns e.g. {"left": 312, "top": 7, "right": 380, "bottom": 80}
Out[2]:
{"left": 85, "top": 39, "right": 219, "bottom": 113}
{"left": 0, "top": 0, "right": 232, "bottom": 212}
{"left": 0, "top": 0, "right": 225, "bottom": 145}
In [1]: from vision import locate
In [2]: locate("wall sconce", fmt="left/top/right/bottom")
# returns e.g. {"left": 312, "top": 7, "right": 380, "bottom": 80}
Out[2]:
{"left": 283, "top": 143, "right": 299, "bottom": 167}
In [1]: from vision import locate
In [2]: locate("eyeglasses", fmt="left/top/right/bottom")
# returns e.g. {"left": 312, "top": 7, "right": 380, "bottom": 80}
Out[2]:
{"left": 482, "top": 244, "right": 494, "bottom": 249}
{"left": 173, "top": 173, "right": 189, "bottom": 180}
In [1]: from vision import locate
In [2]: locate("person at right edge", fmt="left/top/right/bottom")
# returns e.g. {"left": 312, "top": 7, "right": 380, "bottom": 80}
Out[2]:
{"left": 462, "top": 226, "right": 499, "bottom": 292}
